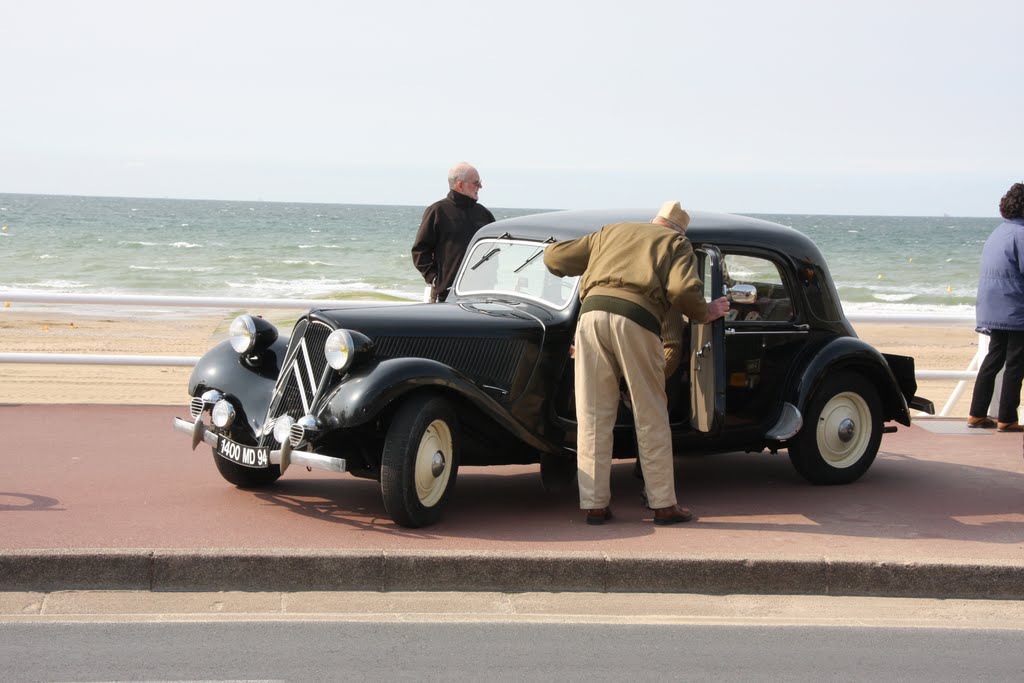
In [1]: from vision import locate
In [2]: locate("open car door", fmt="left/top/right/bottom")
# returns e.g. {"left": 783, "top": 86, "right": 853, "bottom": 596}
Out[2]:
{"left": 690, "top": 245, "right": 726, "bottom": 432}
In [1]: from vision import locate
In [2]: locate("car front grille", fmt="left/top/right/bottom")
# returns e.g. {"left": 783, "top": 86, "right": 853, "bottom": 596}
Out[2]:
{"left": 372, "top": 336, "right": 526, "bottom": 389}
{"left": 259, "top": 318, "right": 333, "bottom": 448}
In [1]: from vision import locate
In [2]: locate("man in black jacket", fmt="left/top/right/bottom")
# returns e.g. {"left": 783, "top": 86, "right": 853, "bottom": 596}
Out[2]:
{"left": 412, "top": 162, "right": 495, "bottom": 302}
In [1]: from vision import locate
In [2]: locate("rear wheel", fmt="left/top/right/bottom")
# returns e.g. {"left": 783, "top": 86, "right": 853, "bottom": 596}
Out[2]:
{"left": 211, "top": 447, "right": 281, "bottom": 488}
{"left": 788, "top": 372, "right": 882, "bottom": 484}
{"left": 381, "top": 394, "right": 459, "bottom": 528}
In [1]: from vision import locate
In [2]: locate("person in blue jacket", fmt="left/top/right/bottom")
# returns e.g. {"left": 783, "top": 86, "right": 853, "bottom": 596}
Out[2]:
{"left": 968, "top": 182, "right": 1024, "bottom": 431}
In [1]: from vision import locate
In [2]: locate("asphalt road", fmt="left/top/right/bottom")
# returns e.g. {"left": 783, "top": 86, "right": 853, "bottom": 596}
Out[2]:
{"left": 4, "top": 591, "right": 1024, "bottom": 681}
{"left": 4, "top": 619, "right": 1023, "bottom": 681}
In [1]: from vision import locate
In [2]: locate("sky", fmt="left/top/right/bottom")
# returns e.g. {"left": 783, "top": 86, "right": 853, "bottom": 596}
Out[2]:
{"left": 3, "top": 0, "right": 1022, "bottom": 216}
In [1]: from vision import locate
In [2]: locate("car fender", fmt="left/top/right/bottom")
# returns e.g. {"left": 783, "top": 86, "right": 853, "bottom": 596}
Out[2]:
{"left": 188, "top": 338, "right": 288, "bottom": 439}
{"left": 322, "top": 356, "right": 559, "bottom": 453}
{"left": 793, "top": 336, "right": 911, "bottom": 426}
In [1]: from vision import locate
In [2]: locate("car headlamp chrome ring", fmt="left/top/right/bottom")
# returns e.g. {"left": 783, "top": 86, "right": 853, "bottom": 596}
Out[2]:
{"left": 325, "top": 329, "right": 355, "bottom": 371}
{"left": 211, "top": 399, "right": 236, "bottom": 428}
{"left": 272, "top": 415, "right": 295, "bottom": 445}
{"left": 229, "top": 315, "right": 257, "bottom": 353}
{"left": 228, "top": 314, "right": 279, "bottom": 355}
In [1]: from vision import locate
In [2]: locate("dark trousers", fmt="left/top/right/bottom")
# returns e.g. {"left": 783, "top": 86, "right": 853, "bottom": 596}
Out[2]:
{"left": 969, "top": 329, "right": 1024, "bottom": 423}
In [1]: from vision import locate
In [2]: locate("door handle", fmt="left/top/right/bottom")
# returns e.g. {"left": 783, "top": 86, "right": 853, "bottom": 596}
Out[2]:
{"left": 694, "top": 341, "right": 711, "bottom": 370}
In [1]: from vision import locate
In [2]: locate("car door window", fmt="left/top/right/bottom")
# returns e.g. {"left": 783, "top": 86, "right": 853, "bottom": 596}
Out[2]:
{"left": 721, "top": 254, "right": 794, "bottom": 322}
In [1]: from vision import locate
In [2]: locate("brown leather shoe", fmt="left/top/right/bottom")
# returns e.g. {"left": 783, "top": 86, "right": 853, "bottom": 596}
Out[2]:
{"left": 967, "top": 416, "right": 996, "bottom": 429}
{"left": 585, "top": 507, "right": 613, "bottom": 525}
{"left": 997, "top": 422, "right": 1024, "bottom": 432}
{"left": 652, "top": 504, "right": 694, "bottom": 526}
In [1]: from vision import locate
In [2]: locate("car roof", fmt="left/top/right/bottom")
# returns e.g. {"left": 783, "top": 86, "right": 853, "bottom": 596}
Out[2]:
{"left": 477, "top": 209, "right": 825, "bottom": 263}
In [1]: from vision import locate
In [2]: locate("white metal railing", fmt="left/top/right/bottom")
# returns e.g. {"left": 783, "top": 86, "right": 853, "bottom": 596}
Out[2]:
{"left": 0, "top": 291, "right": 982, "bottom": 416}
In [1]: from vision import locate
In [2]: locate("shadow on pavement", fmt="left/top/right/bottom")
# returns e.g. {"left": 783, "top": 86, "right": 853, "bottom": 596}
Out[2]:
{"left": 246, "top": 448, "right": 1024, "bottom": 545}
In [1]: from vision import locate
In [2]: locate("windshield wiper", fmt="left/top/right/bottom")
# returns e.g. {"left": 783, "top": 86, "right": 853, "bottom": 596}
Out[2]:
{"left": 513, "top": 236, "right": 556, "bottom": 273}
{"left": 469, "top": 232, "right": 513, "bottom": 270}
{"left": 470, "top": 247, "right": 501, "bottom": 270}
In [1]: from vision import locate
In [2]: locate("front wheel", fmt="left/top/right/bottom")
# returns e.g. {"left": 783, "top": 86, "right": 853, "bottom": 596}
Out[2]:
{"left": 788, "top": 372, "right": 882, "bottom": 485}
{"left": 381, "top": 394, "right": 460, "bottom": 528}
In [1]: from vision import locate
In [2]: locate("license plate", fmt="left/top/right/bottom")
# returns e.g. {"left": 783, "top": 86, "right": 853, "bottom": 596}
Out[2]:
{"left": 216, "top": 436, "right": 271, "bottom": 469}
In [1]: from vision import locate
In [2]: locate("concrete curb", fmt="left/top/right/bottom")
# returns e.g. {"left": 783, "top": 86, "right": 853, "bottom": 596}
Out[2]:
{"left": 3, "top": 549, "right": 1023, "bottom": 599}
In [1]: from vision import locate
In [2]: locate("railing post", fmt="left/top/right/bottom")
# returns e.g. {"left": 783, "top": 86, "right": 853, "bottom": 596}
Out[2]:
{"left": 938, "top": 336, "right": 985, "bottom": 417}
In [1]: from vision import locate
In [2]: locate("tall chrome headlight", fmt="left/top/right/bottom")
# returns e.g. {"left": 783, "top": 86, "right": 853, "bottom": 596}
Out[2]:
{"left": 229, "top": 315, "right": 279, "bottom": 354}
{"left": 325, "top": 329, "right": 355, "bottom": 371}
{"left": 229, "top": 315, "right": 257, "bottom": 353}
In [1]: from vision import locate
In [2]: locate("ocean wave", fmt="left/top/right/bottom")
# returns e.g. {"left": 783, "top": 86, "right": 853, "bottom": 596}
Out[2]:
{"left": 170, "top": 241, "right": 201, "bottom": 248}
{"left": 836, "top": 282, "right": 978, "bottom": 299}
{"left": 842, "top": 301, "right": 975, "bottom": 316}
{"left": 129, "top": 265, "right": 216, "bottom": 272}
{"left": 118, "top": 240, "right": 160, "bottom": 247}
{"left": 38, "top": 254, "right": 58, "bottom": 260}
{"left": 7, "top": 279, "right": 89, "bottom": 291}
{"left": 281, "top": 260, "right": 337, "bottom": 267}
{"left": 223, "top": 277, "right": 419, "bottom": 301}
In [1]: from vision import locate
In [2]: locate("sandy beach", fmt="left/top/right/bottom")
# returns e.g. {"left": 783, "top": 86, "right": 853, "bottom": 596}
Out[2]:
{"left": 0, "top": 307, "right": 983, "bottom": 416}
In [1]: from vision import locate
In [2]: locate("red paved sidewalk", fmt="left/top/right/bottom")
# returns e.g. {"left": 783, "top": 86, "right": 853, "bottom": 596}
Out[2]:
{"left": 3, "top": 404, "right": 1022, "bottom": 567}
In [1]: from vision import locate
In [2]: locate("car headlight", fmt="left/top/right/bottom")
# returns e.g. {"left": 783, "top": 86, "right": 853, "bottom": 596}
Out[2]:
{"left": 272, "top": 415, "right": 295, "bottom": 445}
{"left": 211, "top": 399, "right": 236, "bottom": 428}
{"left": 324, "top": 328, "right": 374, "bottom": 372}
{"left": 229, "top": 315, "right": 279, "bottom": 354}
{"left": 324, "top": 329, "right": 355, "bottom": 371}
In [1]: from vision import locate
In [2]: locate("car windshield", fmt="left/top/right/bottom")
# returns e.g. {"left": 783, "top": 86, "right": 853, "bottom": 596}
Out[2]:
{"left": 456, "top": 238, "right": 579, "bottom": 309}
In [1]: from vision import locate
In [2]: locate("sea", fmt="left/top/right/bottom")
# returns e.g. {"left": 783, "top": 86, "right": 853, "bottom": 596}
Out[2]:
{"left": 0, "top": 193, "right": 997, "bottom": 318}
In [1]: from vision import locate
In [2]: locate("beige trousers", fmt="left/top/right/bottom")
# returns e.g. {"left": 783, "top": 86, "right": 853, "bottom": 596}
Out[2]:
{"left": 575, "top": 310, "right": 677, "bottom": 510}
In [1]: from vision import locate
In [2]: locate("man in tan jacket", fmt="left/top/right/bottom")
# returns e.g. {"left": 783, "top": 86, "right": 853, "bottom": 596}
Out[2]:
{"left": 544, "top": 201, "right": 729, "bottom": 525}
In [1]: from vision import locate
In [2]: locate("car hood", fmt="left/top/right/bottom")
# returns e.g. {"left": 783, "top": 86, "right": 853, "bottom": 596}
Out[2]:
{"left": 313, "top": 300, "right": 547, "bottom": 337}
{"left": 308, "top": 300, "right": 548, "bottom": 400}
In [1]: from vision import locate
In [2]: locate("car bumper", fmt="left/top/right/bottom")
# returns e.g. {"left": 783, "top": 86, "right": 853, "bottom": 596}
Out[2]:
{"left": 171, "top": 416, "right": 347, "bottom": 475}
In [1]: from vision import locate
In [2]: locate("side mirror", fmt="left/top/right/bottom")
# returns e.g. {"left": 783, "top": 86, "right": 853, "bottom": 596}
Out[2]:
{"left": 726, "top": 284, "right": 757, "bottom": 304}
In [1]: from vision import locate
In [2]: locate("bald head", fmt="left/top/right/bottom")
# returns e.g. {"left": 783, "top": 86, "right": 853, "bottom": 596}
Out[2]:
{"left": 448, "top": 162, "right": 483, "bottom": 200}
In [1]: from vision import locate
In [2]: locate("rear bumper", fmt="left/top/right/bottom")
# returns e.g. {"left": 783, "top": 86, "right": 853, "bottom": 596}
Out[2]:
{"left": 910, "top": 396, "right": 936, "bottom": 414}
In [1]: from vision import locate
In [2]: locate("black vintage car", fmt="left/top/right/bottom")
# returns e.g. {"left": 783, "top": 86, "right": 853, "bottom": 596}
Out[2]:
{"left": 173, "top": 209, "right": 933, "bottom": 528}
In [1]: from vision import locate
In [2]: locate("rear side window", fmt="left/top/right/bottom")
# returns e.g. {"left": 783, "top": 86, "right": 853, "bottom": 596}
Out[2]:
{"left": 720, "top": 254, "right": 795, "bottom": 322}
